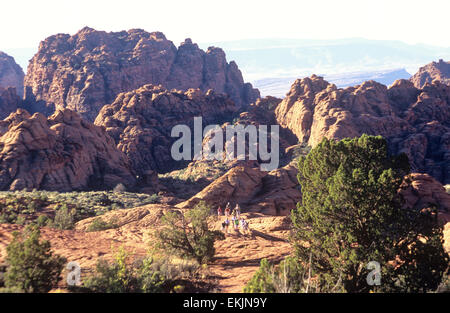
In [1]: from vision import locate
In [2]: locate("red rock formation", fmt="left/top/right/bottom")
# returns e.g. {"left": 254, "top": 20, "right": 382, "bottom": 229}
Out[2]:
{"left": 176, "top": 161, "right": 301, "bottom": 216}
{"left": 24, "top": 27, "right": 259, "bottom": 121}
{"left": 0, "top": 52, "right": 24, "bottom": 97}
{"left": 0, "top": 108, "right": 136, "bottom": 191}
{"left": 410, "top": 59, "right": 450, "bottom": 88}
{"left": 275, "top": 76, "right": 450, "bottom": 184}
{"left": 400, "top": 173, "right": 450, "bottom": 213}
{"left": 176, "top": 165, "right": 267, "bottom": 210}
{"left": 94, "top": 84, "right": 237, "bottom": 174}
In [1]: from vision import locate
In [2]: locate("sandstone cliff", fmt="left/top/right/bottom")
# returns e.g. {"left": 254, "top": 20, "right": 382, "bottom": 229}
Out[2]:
{"left": 24, "top": 27, "right": 259, "bottom": 121}
{"left": 410, "top": 59, "right": 450, "bottom": 88}
{"left": 94, "top": 84, "right": 237, "bottom": 174}
{"left": 0, "top": 108, "right": 136, "bottom": 191}
{"left": 0, "top": 52, "right": 24, "bottom": 97}
{"left": 275, "top": 76, "right": 450, "bottom": 184}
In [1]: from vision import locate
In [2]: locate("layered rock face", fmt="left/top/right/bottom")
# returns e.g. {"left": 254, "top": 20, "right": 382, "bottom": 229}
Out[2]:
{"left": 94, "top": 84, "right": 237, "bottom": 174}
{"left": 275, "top": 76, "right": 450, "bottom": 184}
{"left": 410, "top": 59, "right": 450, "bottom": 88}
{"left": 0, "top": 52, "right": 24, "bottom": 97}
{"left": 0, "top": 108, "right": 136, "bottom": 191}
{"left": 177, "top": 162, "right": 301, "bottom": 216}
{"left": 0, "top": 87, "right": 21, "bottom": 120}
{"left": 24, "top": 27, "right": 259, "bottom": 121}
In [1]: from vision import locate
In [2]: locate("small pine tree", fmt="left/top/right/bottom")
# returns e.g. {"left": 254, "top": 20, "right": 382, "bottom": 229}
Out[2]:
{"left": 4, "top": 225, "right": 66, "bottom": 293}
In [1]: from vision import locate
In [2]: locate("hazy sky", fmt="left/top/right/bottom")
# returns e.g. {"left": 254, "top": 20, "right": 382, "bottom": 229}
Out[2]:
{"left": 1, "top": 0, "right": 450, "bottom": 49}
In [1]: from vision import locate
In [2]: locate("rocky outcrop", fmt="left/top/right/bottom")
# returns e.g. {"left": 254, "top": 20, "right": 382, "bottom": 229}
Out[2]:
{"left": 0, "top": 52, "right": 24, "bottom": 97}
{"left": 275, "top": 76, "right": 450, "bottom": 184}
{"left": 94, "top": 84, "right": 237, "bottom": 174}
{"left": 399, "top": 173, "right": 450, "bottom": 253}
{"left": 176, "top": 165, "right": 266, "bottom": 210}
{"left": 24, "top": 27, "right": 259, "bottom": 121}
{"left": 176, "top": 162, "right": 301, "bottom": 216}
{"left": 400, "top": 173, "right": 450, "bottom": 213}
{"left": 0, "top": 87, "right": 21, "bottom": 120}
{"left": 246, "top": 161, "right": 301, "bottom": 215}
{"left": 0, "top": 108, "right": 136, "bottom": 191}
{"left": 410, "top": 59, "right": 450, "bottom": 88}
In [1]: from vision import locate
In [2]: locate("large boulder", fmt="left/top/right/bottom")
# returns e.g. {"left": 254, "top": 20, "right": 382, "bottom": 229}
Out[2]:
{"left": 176, "top": 162, "right": 301, "bottom": 216}
{"left": 176, "top": 165, "right": 266, "bottom": 210}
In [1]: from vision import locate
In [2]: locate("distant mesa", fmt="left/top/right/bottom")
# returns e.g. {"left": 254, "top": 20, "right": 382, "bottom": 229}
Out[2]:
{"left": 410, "top": 59, "right": 450, "bottom": 88}
{"left": 24, "top": 27, "right": 259, "bottom": 121}
{"left": 0, "top": 51, "right": 24, "bottom": 97}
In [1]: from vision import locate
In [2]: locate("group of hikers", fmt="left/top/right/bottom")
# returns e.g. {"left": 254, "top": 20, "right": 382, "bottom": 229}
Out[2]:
{"left": 217, "top": 202, "right": 250, "bottom": 235}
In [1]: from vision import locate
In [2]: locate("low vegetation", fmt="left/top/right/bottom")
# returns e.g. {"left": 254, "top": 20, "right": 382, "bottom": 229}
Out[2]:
{"left": 244, "top": 257, "right": 307, "bottom": 293}
{"left": 0, "top": 190, "right": 160, "bottom": 227}
{"left": 82, "top": 247, "right": 206, "bottom": 293}
{"left": 159, "top": 161, "right": 232, "bottom": 199}
{"left": 86, "top": 217, "right": 119, "bottom": 232}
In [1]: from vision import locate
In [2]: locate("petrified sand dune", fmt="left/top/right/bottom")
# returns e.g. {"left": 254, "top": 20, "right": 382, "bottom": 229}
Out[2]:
{"left": 275, "top": 75, "right": 450, "bottom": 184}
{"left": 94, "top": 84, "right": 237, "bottom": 173}
{"left": 0, "top": 108, "right": 136, "bottom": 191}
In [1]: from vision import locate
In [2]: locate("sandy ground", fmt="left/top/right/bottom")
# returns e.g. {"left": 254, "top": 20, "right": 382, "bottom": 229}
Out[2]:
{"left": 0, "top": 206, "right": 292, "bottom": 292}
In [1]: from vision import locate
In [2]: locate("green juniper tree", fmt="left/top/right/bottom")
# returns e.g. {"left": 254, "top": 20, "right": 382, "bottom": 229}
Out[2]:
{"left": 291, "top": 134, "right": 449, "bottom": 292}
{"left": 4, "top": 225, "right": 66, "bottom": 293}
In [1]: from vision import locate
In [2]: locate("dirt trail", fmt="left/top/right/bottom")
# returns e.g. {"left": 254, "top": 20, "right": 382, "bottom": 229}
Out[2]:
{"left": 210, "top": 214, "right": 292, "bottom": 292}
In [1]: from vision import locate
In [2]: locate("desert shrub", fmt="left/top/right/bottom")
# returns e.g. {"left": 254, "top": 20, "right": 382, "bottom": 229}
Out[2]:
{"left": 244, "top": 257, "right": 307, "bottom": 293}
{"left": 292, "top": 134, "right": 449, "bottom": 292}
{"left": 86, "top": 217, "right": 119, "bottom": 232}
{"left": 156, "top": 202, "right": 224, "bottom": 264}
{"left": 83, "top": 248, "right": 175, "bottom": 293}
{"left": 35, "top": 215, "right": 50, "bottom": 227}
{"left": 84, "top": 247, "right": 139, "bottom": 293}
{"left": 3, "top": 225, "right": 66, "bottom": 293}
{"left": 52, "top": 204, "right": 76, "bottom": 230}
{"left": 0, "top": 190, "right": 161, "bottom": 225}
